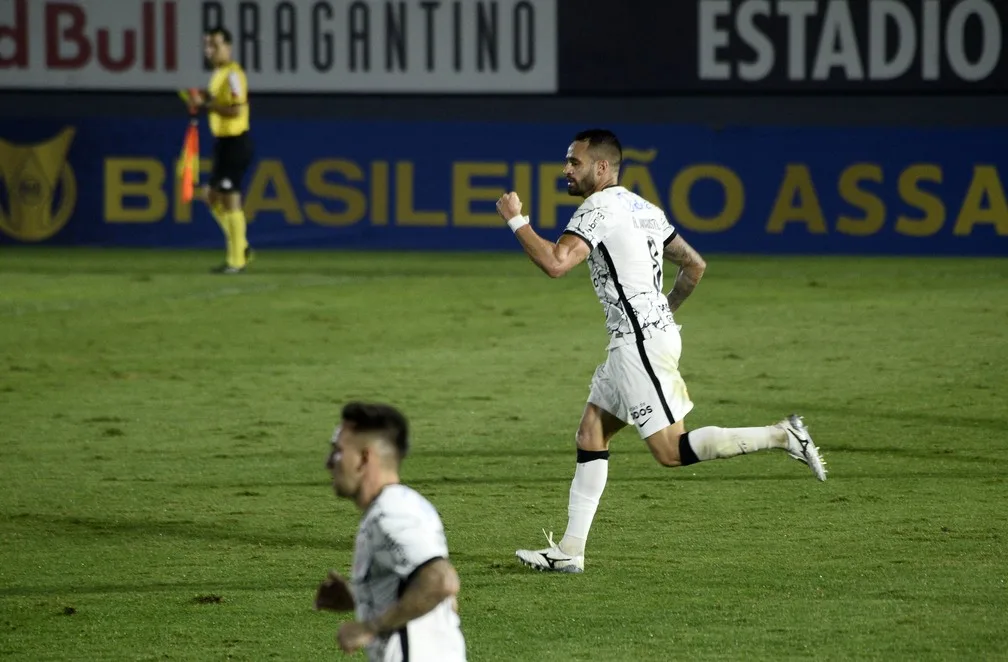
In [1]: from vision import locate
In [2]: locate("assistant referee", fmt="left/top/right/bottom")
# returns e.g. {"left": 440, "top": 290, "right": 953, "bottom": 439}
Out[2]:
{"left": 192, "top": 26, "right": 254, "bottom": 274}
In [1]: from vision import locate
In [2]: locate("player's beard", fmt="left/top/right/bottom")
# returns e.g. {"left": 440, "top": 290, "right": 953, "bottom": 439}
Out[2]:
{"left": 568, "top": 171, "right": 595, "bottom": 197}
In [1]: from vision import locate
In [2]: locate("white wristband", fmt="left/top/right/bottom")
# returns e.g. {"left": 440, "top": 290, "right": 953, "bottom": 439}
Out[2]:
{"left": 507, "top": 215, "right": 530, "bottom": 233}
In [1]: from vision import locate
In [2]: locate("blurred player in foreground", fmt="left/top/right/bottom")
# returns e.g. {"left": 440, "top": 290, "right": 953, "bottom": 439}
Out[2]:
{"left": 187, "top": 26, "right": 254, "bottom": 274}
{"left": 497, "top": 129, "right": 827, "bottom": 574}
{"left": 314, "top": 402, "right": 467, "bottom": 661}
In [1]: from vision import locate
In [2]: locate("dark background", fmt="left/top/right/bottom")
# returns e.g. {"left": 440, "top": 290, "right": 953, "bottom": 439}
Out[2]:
{"left": 558, "top": 0, "right": 1008, "bottom": 94}
{"left": 2, "top": 92, "right": 1005, "bottom": 127}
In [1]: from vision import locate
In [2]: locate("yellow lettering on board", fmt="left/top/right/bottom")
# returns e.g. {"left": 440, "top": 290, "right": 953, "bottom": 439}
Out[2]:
{"left": 245, "top": 160, "right": 303, "bottom": 223}
{"left": 621, "top": 147, "right": 661, "bottom": 206}
{"left": 304, "top": 159, "right": 366, "bottom": 226}
{"left": 371, "top": 161, "right": 389, "bottom": 225}
{"left": 836, "top": 164, "right": 885, "bottom": 237}
{"left": 453, "top": 162, "right": 508, "bottom": 227}
{"left": 104, "top": 158, "right": 167, "bottom": 223}
{"left": 895, "top": 165, "right": 945, "bottom": 237}
{"left": 766, "top": 164, "right": 827, "bottom": 234}
{"left": 396, "top": 162, "right": 447, "bottom": 226}
{"left": 953, "top": 165, "right": 1008, "bottom": 236}
{"left": 513, "top": 162, "right": 532, "bottom": 221}
{"left": 670, "top": 165, "right": 744, "bottom": 232}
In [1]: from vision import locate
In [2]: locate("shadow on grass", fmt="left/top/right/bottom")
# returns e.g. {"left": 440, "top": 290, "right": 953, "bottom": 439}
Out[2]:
{"left": 0, "top": 512, "right": 349, "bottom": 557}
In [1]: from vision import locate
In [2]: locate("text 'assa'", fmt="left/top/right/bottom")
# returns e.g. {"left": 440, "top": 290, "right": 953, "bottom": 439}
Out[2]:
{"left": 201, "top": 0, "right": 540, "bottom": 74}
{"left": 699, "top": 0, "right": 1004, "bottom": 83}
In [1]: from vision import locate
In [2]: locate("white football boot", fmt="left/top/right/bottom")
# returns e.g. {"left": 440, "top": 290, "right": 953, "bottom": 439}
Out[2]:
{"left": 515, "top": 530, "right": 584, "bottom": 574}
{"left": 779, "top": 414, "right": 828, "bottom": 482}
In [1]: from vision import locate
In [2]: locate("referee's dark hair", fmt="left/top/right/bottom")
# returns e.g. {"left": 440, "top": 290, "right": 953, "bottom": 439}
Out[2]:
{"left": 205, "top": 26, "right": 233, "bottom": 44}
{"left": 341, "top": 402, "right": 410, "bottom": 461}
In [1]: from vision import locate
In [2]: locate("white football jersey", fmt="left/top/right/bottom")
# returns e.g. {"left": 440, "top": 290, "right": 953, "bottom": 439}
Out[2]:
{"left": 351, "top": 484, "right": 466, "bottom": 662}
{"left": 563, "top": 186, "right": 678, "bottom": 349}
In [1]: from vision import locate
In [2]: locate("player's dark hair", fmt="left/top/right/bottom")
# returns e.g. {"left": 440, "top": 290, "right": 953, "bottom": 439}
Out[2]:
{"left": 573, "top": 128, "right": 622, "bottom": 168}
{"left": 341, "top": 402, "right": 410, "bottom": 460}
{"left": 205, "top": 26, "right": 232, "bottom": 44}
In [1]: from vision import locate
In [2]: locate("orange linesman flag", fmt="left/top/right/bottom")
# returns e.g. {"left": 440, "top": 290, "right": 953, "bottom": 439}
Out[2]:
{"left": 177, "top": 88, "right": 201, "bottom": 203}
{"left": 177, "top": 121, "right": 199, "bottom": 203}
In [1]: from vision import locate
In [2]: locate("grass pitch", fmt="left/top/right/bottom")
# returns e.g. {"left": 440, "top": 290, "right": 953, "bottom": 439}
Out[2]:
{"left": 1, "top": 248, "right": 1006, "bottom": 661}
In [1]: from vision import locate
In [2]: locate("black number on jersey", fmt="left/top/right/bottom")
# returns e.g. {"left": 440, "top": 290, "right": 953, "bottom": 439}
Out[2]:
{"left": 647, "top": 237, "right": 662, "bottom": 293}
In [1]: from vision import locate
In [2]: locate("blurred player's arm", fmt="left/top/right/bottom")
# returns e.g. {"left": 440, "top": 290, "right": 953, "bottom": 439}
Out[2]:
{"left": 368, "top": 558, "right": 459, "bottom": 634}
{"left": 337, "top": 558, "right": 460, "bottom": 654}
{"left": 497, "top": 191, "right": 590, "bottom": 278}
{"left": 663, "top": 234, "right": 707, "bottom": 313}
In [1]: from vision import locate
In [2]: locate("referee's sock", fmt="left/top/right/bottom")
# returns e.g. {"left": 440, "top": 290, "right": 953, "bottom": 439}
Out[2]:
{"left": 210, "top": 203, "right": 234, "bottom": 264}
{"left": 680, "top": 426, "right": 787, "bottom": 464}
{"left": 559, "top": 449, "right": 609, "bottom": 556}
{"left": 221, "top": 208, "right": 248, "bottom": 268}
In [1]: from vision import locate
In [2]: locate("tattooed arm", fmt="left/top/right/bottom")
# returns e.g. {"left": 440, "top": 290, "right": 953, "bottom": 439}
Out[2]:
{"left": 663, "top": 235, "right": 707, "bottom": 313}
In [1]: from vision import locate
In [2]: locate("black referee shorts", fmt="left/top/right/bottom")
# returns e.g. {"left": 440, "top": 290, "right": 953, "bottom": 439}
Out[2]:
{"left": 209, "top": 132, "right": 254, "bottom": 194}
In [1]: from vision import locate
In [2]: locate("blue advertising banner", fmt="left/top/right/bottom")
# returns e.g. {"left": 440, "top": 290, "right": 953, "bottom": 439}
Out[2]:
{"left": 1, "top": 117, "right": 1006, "bottom": 255}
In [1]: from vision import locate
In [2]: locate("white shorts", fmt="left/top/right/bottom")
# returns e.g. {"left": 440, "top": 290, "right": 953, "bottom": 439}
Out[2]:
{"left": 587, "top": 329, "right": 694, "bottom": 439}
{"left": 372, "top": 609, "right": 466, "bottom": 662}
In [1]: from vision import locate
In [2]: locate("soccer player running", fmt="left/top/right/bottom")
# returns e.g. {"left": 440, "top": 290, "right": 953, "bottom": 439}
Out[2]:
{"left": 497, "top": 129, "right": 827, "bottom": 575}
{"left": 314, "top": 402, "right": 467, "bottom": 661}
{"left": 188, "top": 27, "right": 254, "bottom": 274}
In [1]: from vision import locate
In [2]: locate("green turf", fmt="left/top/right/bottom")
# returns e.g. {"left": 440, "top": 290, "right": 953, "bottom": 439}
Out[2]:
{"left": 1, "top": 248, "right": 1006, "bottom": 661}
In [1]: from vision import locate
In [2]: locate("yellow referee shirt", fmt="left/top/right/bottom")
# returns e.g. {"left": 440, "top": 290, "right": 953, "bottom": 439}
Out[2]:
{"left": 207, "top": 61, "right": 249, "bottom": 137}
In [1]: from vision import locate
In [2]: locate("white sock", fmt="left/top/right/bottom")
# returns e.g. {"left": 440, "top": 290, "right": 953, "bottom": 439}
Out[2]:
{"left": 685, "top": 425, "right": 787, "bottom": 462}
{"left": 559, "top": 451, "right": 609, "bottom": 556}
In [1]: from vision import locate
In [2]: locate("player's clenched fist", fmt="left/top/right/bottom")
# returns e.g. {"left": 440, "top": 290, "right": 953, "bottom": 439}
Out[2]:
{"left": 496, "top": 191, "right": 524, "bottom": 222}
{"left": 313, "top": 570, "right": 354, "bottom": 612}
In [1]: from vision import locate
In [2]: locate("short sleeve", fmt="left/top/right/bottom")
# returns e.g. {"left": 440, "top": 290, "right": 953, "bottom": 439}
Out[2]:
{"left": 227, "top": 71, "right": 245, "bottom": 102}
{"left": 562, "top": 208, "right": 608, "bottom": 250}
{"left": 377, "top": 508, "right": 449, "bottom": 581}
{"left": 662, "top": 212, "right": 678, "bottom": 247}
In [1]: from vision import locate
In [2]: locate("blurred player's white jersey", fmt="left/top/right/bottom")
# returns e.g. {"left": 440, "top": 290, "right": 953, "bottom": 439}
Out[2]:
{"left": 351, "top": 484, "right": 466, "bottom": 662}
{"left": 563, "top": 186, "right": 678, "bottom": 349}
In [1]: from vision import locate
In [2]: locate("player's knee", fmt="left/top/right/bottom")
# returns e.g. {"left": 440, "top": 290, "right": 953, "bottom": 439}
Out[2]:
{"left": 575, "top": 424, "right": 606, "bottom": 452}
{"left": 646, "top": 433, "right": 683, "bottom": 467}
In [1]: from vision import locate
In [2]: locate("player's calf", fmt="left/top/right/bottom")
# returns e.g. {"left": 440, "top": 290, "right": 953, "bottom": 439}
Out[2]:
{"left": 648, "top": 422, "right": 787, "bottom": 467}
{"left": 647, "top": 417, "right": 827, "bottom": 480}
